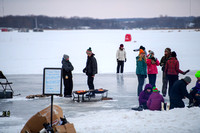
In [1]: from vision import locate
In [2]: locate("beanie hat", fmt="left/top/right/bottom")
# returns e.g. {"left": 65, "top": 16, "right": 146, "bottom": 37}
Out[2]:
{"left": 87, "top": 47, "right": 92, "bottom": 52}
{"left": 120, "top": 44, "right": 124, "bottom": 47}
{"left": 171, "top": 51, "right": 177, "bottom": 57}
{"left": 139, "top": 49, "right": 145, "bottom": 54}
{"left": 183, "top": 76, "right": 191, "bottom": 83}
{"left": 149, "top": 50, "right": 154, "bottom": 55}
{"left": 63, "top": 54, "right": 69, "bottom": 60}
{"left": 165, "top": 48, "right": 171, "bottom": 53}
{"left": 152, "top": 87, "right": 158, "bottom": 92}
{"left": 195, "top": 70, "right": 200, "bottom": 78}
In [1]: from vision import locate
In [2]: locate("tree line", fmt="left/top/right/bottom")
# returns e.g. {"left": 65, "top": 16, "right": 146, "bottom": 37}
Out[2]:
{"left": 0, "top": 15, "right": 199, "bottom": 29}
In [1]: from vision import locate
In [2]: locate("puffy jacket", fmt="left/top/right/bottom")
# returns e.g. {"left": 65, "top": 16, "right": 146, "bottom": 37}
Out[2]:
{"left": 62, "top": 58, "right": 74, "bottom": 78}
{"left": 165, "top": 57, "right": 184, "bottom": 75}
{"left": 116, "top": 49, "right": 126, "bottom": 61}
{"left": 139, "top": 84, "right": 152, "bottom": 105}
{"left": 147, "top": 58, "right": 159, "bottom": 74}
{"left": 83, "top": 54, "right": 98, "bottom": 76}
{"left": 147, "top": 92, "right": 164, "bottom": 111}
{"left": 136, "top": 56, "right": 147, "bottom": 75}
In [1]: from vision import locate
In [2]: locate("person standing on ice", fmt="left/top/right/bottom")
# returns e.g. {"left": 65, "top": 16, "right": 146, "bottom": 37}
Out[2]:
{"left": 136, "top": 49, "right": 147, "bottom": 96}
{"left": 165, "top": 51, "right": 189, "bottom": 96}
{"left": 160, "top": 48, "right": 171, "bottom": 97}
{"left": 116, "top": 44, "right": 126, "bottom": 74}
{"left": 147, "top": 50, "right": 159, "bottom": 87}
{"left": 83, "top": 47, "right": 98, "bottom": 97}
{"left": 169, "top": 76, "right": 192, "bottom": 109}
{"left": 62, "top": 54, "right": 74, "bottom": 97}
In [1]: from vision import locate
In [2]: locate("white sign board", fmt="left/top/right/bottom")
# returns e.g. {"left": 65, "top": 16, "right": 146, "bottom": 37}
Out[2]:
{"left": 43, "top": 68, "right": 62, "bottom": 95}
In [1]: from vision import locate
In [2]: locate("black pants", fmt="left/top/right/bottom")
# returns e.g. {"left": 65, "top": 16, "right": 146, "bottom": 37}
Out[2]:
{"left": 117, "top": 61, "right": 124, "bottom": 73}
{"left": 87, "top": 75, "right": 94, "bottom": 90}
{"left": 170, "top": 98, "right": 185, "bottom": 109}
{"left": 167, "top": 75, "right": 178, "bottom": 96}
{"left": 148, "top": 74, "right": 157, "bottom": 87}
{"left": 63, "top": 77, "right": 73, "bottom": 96}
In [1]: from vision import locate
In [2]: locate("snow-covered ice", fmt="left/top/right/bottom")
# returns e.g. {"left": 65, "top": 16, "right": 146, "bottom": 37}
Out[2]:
{"left": 0, "top": 29, "right": 200, "bottom": 133}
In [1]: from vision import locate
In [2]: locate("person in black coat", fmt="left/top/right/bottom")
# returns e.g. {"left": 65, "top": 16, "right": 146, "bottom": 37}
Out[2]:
{"left": 83, "top": 47, "right": 98, "bottom": 96}
{"left": 62, "top": 54, "right": 74, "bottom": 97}
{"left": 169, "top": 76, "right": 192, "bottom": 109}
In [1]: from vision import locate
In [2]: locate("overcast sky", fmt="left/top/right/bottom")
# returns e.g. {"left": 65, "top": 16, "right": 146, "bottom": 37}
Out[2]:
{"left": 0, "top": 0, "right": 200, "bottom": 18}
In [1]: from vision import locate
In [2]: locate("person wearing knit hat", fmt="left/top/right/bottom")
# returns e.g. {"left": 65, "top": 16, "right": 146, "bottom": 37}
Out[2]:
{"left": 147, "top": 87, "right": 164, "bottom": 111}
{"left": 189, "top": 70, "right": 200, "bottom": 107}
{"left": 116, "top": 44, "right": 126, "bottom": 73}
{"left": 83, "top": 47, "right": 98, "bottom": 97}
{"left": 160, "top": 47, "right": 171, "bottom": 97}
{"left": 169, "top": 76, "right": 193, "bottom": 109}
{"left": 136, "top": 48, "right": 147, "bottom": 96}
{"left": 62, "top": 54, "right": 74, "bottom": 97}
{"left": 133, "top": 45, "right": 147, "bottom": 56}
{"left": 165, "top": 51, "right": 190, "bottom": 97}
{"left": 147, "top": 50, "right": 159, "bottom": 87}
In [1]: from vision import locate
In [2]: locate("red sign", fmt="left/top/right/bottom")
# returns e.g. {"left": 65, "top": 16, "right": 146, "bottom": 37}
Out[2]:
{"left": 125, "top": 34, "right": 132, "bottom": 42}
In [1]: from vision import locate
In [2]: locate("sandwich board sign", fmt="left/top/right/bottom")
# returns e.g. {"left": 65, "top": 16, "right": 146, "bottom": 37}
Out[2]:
{"left": 43, "top": 68, "right": 62, "bottom": 95}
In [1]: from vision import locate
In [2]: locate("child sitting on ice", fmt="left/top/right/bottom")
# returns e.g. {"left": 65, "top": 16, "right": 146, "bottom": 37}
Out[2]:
{"left": 189, "top": 70, "right": 200, "bottom": 107}
{"left": 147, "top": 87, "right": 164, "bottom": 111}
{"left": 132, "top": 84, "right": 152, "bottom": 111}
{"left": 139, "top": 84, "right": 153, "bottom": 109}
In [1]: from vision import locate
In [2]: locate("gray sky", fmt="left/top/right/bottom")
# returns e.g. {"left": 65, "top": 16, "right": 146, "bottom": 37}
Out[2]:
{"left": 1, "top": 0, "right": 200, "bottom": 18}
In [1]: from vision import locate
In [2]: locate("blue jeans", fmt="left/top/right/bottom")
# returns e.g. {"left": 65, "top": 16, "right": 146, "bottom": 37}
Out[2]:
{"left": 137, "top": 74, "right": 146, "bottom": 96}
{"left": 148, "top": 74, "right": 157, "bottom": 87}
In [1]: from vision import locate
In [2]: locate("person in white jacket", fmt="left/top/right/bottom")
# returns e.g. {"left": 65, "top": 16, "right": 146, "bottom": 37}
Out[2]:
{"left": 116, "top": 44, "right": 126, "bottom": 73}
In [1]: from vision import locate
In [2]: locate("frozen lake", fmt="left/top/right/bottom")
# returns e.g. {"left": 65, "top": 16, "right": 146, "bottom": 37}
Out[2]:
{"left": 0, "top": 29, "right": 200, "bottom": 74}
{"left": 0, "top": 29, "right": 200, "bottom": 133}
{"left": 0, "top": 72, "right": 199, "bottom": 133}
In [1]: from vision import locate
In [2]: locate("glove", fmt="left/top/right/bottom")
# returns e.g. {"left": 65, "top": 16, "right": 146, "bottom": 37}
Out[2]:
{"left": 144, "top": 75, "right": 147, "bottom": 78}
{"left": 183, "top": 69, "right": 190, "bottom": 75}
{"left": 83, "top": 68, "right": 86, "bottom": 73}
{"left": 125, "top": 58, "right": 127, "bottom": 62}
{"left": 117, "top": 59, "right": 119, "bottom": 62}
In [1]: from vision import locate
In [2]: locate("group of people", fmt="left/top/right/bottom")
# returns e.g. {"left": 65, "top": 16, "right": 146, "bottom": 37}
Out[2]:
{"left": 62, "top": 47, "right": 97, "bottom": 98}
{"left": 116, "top": 44, "right": 200, "bottom": 110}
{"left": 62, "top": 44, "right": 200, "bottom": 110}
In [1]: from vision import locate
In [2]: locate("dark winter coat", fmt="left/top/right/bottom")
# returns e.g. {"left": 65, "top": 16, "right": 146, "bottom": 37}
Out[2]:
{"left": 170, "top": 79, "right": 192, "bottom": 100}
{"left": 190, "top": 80, "right": 200, "bottom": 97}
{"left": 165, "top": 57, "right": 184, "bottom": 75}
{"left": 147, "top": 92, "right": 164, "bottom": 111}
{"left": 139, "top": 84, "right": 152, "bottom": 106}
{"left": 62, "top": 58, "right": 74, "bottom": 78}
{"left": 136, "top": 56, "right": 147, "bottom": 75}
{"left": 160, "top": 55, "right": 170, "bottom": 71}
{"left": 83, "top": 54, "right": 98, "bottom": 76}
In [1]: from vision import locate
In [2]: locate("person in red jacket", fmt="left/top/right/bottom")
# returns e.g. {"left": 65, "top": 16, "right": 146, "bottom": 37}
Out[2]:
{"left": 165, "top": 51, "right": 189, "bottom": 96}
{"left": 147, "top": 51, "right": 159, "bottom": 87}
{"left": 147, "top": 87, "right": 164, "bottom": 111}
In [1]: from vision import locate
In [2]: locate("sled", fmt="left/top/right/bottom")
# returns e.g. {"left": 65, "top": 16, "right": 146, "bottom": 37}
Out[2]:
{"left": 72, "top": 88, "right": 109, "bottom": 102}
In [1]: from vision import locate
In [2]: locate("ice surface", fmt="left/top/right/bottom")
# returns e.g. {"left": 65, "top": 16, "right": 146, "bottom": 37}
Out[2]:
{"left": 0, "top": 30, "right": 200, "bottom": 133}
{"left": 0, "top": 73, "right": 200, "bottom": 133}
{"left": 0, "top": 30, "right": 199, "bottom": 74}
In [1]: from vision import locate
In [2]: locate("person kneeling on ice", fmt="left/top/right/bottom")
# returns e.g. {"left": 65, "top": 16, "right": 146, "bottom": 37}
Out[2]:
{"left": 169, "top": 76, "right": 193, "bottom": 109}
{"left": 139, "top": 84, "right": 153, "bottom": 109}
{"left": 147, "top": 87, "right": 164, "bottom": 111}
{"left": 189, "top": 70, "right": 200, "bottom": 107}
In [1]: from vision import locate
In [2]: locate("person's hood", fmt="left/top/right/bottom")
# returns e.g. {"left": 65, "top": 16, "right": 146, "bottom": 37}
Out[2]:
{"left": 144, "top": 84, "right": 153, "bottom": 92}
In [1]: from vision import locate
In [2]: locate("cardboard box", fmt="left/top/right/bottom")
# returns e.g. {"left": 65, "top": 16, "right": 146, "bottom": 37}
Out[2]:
{"left": 21, "top": 105, "right": 63, "bottom": 133}
{"left": 55, "top": 123, "right": 76, "bottom": 133}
